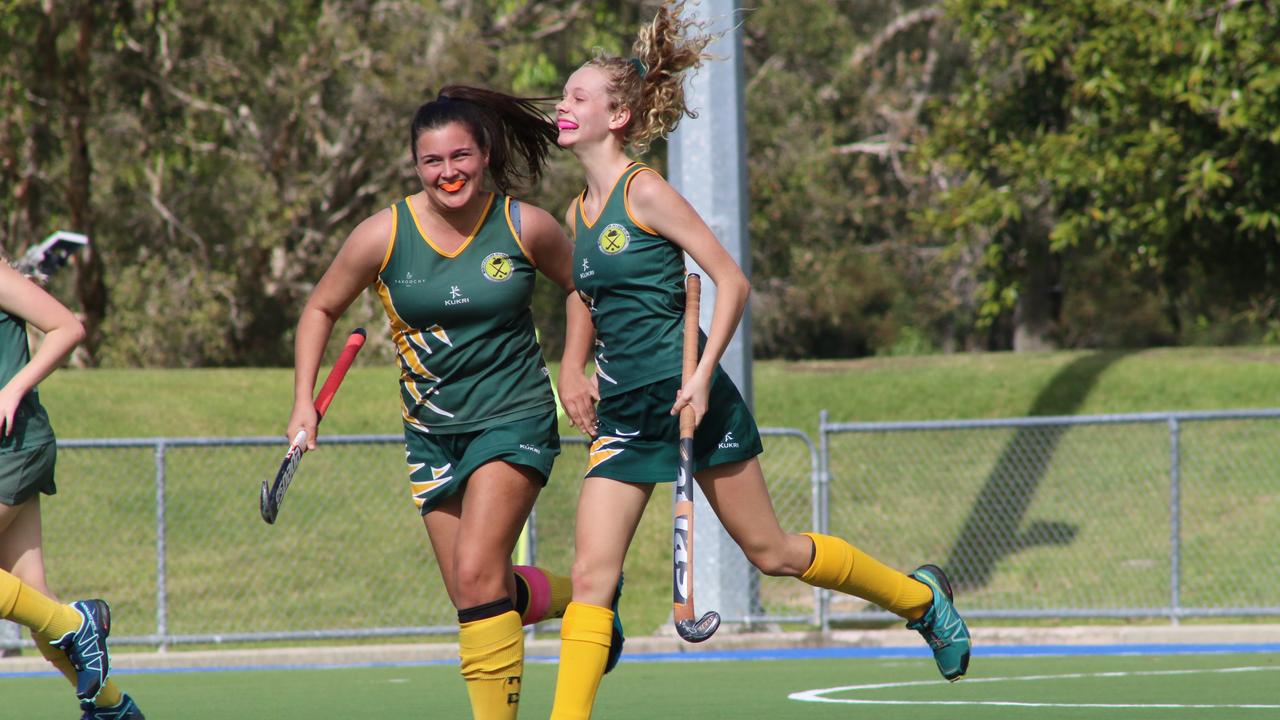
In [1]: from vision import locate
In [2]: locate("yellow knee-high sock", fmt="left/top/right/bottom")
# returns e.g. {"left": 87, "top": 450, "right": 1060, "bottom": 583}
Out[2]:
{"left": 0, "top": 570, "right": 81, "bottom": 640}
{"left": 799, "top": 533, "right": 933, "bottom": 619}
{"left": 513, "top": 565, "right": 573, "bottom": 625}
{"left": 458, "top": 610, "right": 524, "bottom": 720}
{"left": 550, "top": 602, "right": 614, "bottom": 720}
{"left": 34, "top": 635, "right": 123, "bottom": 708}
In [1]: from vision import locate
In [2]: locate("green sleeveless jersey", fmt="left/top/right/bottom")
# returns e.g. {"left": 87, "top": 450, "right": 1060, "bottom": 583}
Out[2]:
{"left": 0, "top": 310, "right": 54, "bottom": 452}
{"left": 374, "top": 193, "right": 555, "bottom": 433}
{"left": 572, "top": 163, "right": 688, "bottom": 398}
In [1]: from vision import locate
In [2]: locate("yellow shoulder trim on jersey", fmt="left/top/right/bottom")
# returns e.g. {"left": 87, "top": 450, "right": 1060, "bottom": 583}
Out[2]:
{"left": 407, "top": 192, "right": 495, "bottom": 259}
{"left": 623, "top": 165, "right": 661, "bottom": 236}
{"left": 573, "top": 194, "right": 586, "bottom": 234}
{"left": 579, "top": 162, "right": 639, "bottom": 230}
{"left": 378, "top": 203, "right": 399, "bottom": 273}
{"left": 504, "top": 196, "right": 536, "bottom": 268}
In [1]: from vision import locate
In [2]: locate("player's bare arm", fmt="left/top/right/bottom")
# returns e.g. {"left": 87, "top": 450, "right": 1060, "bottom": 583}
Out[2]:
{"left": 556, "top": 202, "right": 600, "bottom": 436}
{"left": 520, "top": 203, "right": 576, "bottom": 294}
{"left": 524, "top": 202, "right": 596, "bottom": 435}
{"left": 288, "top": 207, "right": 391, "bottom": 449}
{"left": 561, "top": 291, "right": 599, "bottom": 437}
{"left": 0, "top": 263, "right": 84, "bottom": 436}
{"left": 626, "top": 171, "right": 749, "bottom": 422}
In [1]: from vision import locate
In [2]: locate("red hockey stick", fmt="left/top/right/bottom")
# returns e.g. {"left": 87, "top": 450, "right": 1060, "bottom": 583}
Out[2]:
{"left": 260, "top": 328, "right": 366, "bottom": 524}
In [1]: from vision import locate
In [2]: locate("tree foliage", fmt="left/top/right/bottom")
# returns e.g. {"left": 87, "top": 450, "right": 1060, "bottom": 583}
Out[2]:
{"left": 921, "top": 0, "right": 1280, "bottom": 348}
{"left": 2, "top": 1, "right": 1278, "bottom": 365}
{"left": 2, "top": 0, "right": 639, "bottom": 365}
{"left": 742, "top": 0, "right": 965, "bottom": 356}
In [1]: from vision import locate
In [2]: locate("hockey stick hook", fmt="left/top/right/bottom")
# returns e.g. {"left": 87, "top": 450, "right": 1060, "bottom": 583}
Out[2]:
{"left": 676, "top": 610, "right": 721, "bottom": 643}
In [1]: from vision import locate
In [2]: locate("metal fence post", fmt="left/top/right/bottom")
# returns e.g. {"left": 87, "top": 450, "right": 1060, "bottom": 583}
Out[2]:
{"left": 671, "top": 0, "right": 756, "bottom": 623}
{"left": 527, "top": 507, "right": 537, "bottom": 568}
{"left": 523, "top": 508, "right": 537, "bottom": 641}
{"left": 818, "top": 410, "right": 830, "bottom": 632}
{"left": 0, "top": 620, "right": 19, "bottom": 654}
{"left": 807, "top": 423, "right": 823, "bottom": 629}
{"left": 154, "top": 440, "right": 168, "bottom": 651}
{"left": 1168, "top": 417, "right": 1181, "bottom": 626}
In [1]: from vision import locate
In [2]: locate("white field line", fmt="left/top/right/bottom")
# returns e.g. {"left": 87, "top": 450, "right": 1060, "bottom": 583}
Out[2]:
{"left": 789, "top": 665, "right": 1280, "bottom": 709}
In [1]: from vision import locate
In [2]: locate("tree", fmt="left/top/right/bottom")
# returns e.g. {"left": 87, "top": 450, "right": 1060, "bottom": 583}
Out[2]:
{"left": 742, "top": 0, "right": 962, "bottom": 356}
{"left": 4, "top": 0, "right": 643, "bottom": 366}
{"left": 920, "top": 0, "right": 1280, "bottom": 349}
{"left": 0, "top": 0, "right": 110, "bottom": 361}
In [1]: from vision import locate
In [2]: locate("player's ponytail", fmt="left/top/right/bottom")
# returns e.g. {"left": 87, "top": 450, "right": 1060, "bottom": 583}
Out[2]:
{"left": 409, "top": 85, "right": 557, "bottom": 195}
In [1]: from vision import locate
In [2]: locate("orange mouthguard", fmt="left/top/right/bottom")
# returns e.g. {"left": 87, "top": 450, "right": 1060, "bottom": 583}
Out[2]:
{"left": 441, "top": 180, "right": 466, "bottom": 192}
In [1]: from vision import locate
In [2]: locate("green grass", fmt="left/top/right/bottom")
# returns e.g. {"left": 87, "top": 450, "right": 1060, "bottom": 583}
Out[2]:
{"left": 26, "top": 347, "right": 1280, "bottom": 643}
{"left": 753, "top": 347, "right": 1280, "bottom": 435}
{"left": 41, "top": 347, "right": 1280, "bottom": 439}
{"left": 4, "top": 652, "right": 1279, "bottom": 719}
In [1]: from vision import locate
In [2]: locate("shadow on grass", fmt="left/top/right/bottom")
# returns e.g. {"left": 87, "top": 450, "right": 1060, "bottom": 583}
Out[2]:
{"left": 944, "top": 351, "right": 1129, "bottom": 591}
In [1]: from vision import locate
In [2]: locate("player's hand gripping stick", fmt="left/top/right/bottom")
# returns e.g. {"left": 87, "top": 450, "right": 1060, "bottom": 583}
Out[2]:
{"left": 260, "top": 328, "right": 367, "bottom": 524}
{"left": 673, "top": 274, "right": 721, "bottom": 642}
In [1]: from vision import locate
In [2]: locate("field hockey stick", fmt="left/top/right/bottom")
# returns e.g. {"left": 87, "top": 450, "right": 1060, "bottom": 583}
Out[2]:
{"left": 673, "top": 273, "right": 721, "bottom": 642}
{"left": 260, "top": 327, "right": 367, "bottom": 524}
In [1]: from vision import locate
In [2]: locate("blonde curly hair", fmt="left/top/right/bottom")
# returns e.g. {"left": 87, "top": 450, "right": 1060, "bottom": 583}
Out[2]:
{"left": 584, "top": 1, "right": 715, "bottom": 154}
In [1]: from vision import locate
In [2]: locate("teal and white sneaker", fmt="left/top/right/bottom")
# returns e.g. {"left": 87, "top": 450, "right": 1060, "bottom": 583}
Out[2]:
{"left": 55, "top": 599, "right": 112, "bottom": 700}
{"left": 81, "top": 693, "right": 145, "bottom": 719}
{"left": 906, "top": 565, "right": 970, "bottom": 681}
{"left": 603, "top": 573, "right": 625, "bottom": 674}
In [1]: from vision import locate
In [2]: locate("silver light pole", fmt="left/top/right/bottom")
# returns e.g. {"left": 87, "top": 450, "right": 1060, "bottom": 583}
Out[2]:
{"left": 668, "top": 0, "right": 756, "bottom": 624}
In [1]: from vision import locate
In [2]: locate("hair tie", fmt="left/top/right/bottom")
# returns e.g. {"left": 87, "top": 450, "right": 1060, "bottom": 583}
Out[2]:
{"left": 628, "top": 57, "right": 648, "bottom": 77}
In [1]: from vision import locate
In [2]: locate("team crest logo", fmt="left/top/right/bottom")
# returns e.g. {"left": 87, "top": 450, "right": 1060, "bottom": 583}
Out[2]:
{"left": 482, "top": 252, "right": 514, "bottom": 282}
{"left": 598, "top": 224, "right": 630, "bottom": 255}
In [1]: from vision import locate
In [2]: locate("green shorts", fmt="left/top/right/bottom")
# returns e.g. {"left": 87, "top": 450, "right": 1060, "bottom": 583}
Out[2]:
{"left": 0, "top": 441, "right": 57, "bottom": 506}
{"left": 586, "top": 367, "right": 763, "bottom": 484}
{"left": 403, "top": 407, "right": 560, "bottom": 514}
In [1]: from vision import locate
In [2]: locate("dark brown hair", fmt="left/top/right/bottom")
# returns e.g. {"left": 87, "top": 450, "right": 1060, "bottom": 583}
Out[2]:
{"left": 410, "top": 85, "right": 557, "bottom": 194}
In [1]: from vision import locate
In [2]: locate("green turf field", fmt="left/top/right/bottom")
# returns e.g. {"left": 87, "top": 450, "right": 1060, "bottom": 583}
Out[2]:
{"left": 5, "top": 652, "right": 1279, "bottom": 719}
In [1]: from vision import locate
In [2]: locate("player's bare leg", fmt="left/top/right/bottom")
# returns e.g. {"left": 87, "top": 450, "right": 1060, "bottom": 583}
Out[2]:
{"left": 424, "top": 466, "right": 570, "bottom": 626}
{"left": 694, "top": 459, "right": 813, "bottom": 576}
{"left": 0, "top": 497, "right": 137, "bottom": 710}
{"left": 697, "top": 457, "right": 970, "bottom": 680}
{"left": 425, "top": 461, "right": 540, "bottom": 720}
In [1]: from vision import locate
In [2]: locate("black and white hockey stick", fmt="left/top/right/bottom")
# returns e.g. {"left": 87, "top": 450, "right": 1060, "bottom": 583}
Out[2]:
{"left": 673, "top": 274, "right": 721, "bottom": 642}
{"left": 260, "top": 328, "right": 366, "bottom": 524}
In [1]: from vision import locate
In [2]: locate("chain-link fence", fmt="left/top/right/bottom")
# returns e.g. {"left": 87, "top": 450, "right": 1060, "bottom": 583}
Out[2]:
{"left": 35, "top": 435, "right": 451, "bottom": 648}
{"left": 4, "top": 409, "right": 1276, "bottom": 650}
{"left": 461, "top": 428, "right": 823, "bottom": 627}
{"left": 1, "top": 428, "right": 820, "bottom": 649}
{"left": 740, "top": 428, "right": 822, "bottom": 625}
{"left": 819, "top": 408, "right": 1280, "bottom": 626}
